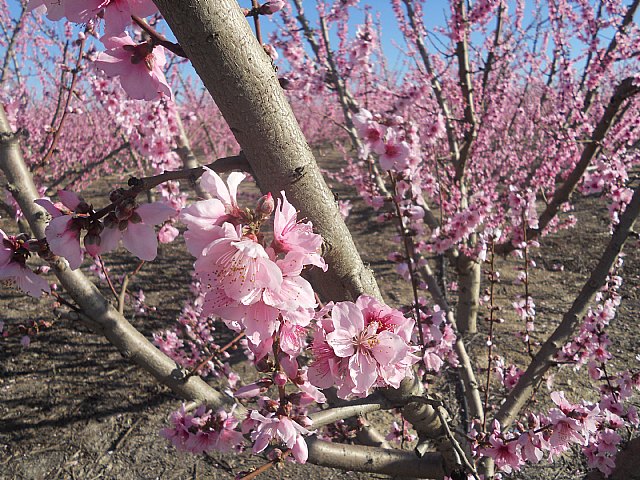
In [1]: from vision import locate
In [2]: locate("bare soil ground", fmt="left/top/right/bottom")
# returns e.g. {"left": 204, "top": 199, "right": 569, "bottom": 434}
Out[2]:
{"left": 1, "top": 151, "right": 639, "bottom": 479}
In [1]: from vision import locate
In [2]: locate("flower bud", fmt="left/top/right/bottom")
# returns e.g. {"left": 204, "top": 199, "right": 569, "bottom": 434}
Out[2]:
{"left": 256, "top": 192, "right": 275, "bottom": 218}
{"left": 259, "top": 0, "right": 285, "bottom": 15}
{"left": 234, "top": 379, "right": 272, "bottom": 399}
{"left": 273, "top": 371, "right": 287, "bottom": 387}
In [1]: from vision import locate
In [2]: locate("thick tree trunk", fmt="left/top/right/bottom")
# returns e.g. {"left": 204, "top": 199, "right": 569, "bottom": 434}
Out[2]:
{"left": 456, "top": 256, "right": 480, "bottom": 334}
{"left": 153, "top": 0, "right": 380, "bottom": 302}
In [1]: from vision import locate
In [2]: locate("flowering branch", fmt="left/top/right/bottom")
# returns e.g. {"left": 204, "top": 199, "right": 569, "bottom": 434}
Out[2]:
{"left": 453, "top": 0, "right": 478, "bottom": 183}
{"left": 495, "top": 183, "right": 640, "bottom": 429}
{"left": 400, "top": 0, "right": 461, "bottom": 166}
{"left": 581, "top": 0, "right": 639, "bottom": 114}
{"left": 0, "top": 103, "right": 228, "bottom": 407}
{"left": 496, "top": 77, "right": 640, "bottom": 255}
{"left": 89, "top": 152, "right": 249, "bottom": 221}
{"left": 0, "top": 2, "right": 26, "bottom": 87}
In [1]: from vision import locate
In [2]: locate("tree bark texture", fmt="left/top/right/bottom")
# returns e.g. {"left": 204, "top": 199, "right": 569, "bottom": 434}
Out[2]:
{"left": 153, "top": 0, "right": 380, "bottom": 302}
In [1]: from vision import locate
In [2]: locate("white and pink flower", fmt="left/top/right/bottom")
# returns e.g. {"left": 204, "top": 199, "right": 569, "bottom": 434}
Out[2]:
{"left": 309, "top": 297, "right": 418, "bottom": 399}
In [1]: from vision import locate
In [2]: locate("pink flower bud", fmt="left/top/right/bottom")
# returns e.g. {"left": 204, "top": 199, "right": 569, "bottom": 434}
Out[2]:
{"left": 256, "top": 192, "right": 275, "bottom": 218}
{"left": 273, "top": 371, "right": 287, "bottom": 386}
{"left": 259, "top": 1, "right": 285, "bottom": 15}
{"left": 234, "top": 378, "right": 273, "bottom": 398}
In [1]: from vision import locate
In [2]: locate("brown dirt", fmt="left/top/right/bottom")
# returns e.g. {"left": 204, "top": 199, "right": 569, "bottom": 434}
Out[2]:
{"left": 1, "top": 151, "right": 639, "bottom": 479}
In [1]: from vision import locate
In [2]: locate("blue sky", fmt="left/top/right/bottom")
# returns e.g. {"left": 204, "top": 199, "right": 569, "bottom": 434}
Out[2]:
{"left": 4, "top": 0, "right": 625, "bottom": 95}
{"left": 3, "top": 0, "right": 455, "bottom": 93}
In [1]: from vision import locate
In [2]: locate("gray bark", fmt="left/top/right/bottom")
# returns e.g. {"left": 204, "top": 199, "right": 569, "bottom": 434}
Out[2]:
{"left": 153, "top": 0, "right": 379, "bottom": 302}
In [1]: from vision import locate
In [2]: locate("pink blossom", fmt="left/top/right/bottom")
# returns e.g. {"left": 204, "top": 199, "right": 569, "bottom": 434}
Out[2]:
{"left": 272, "top": 191, "right": 326, "bottom": 270}
{"left": 161, "top": 405, "right": 244, "bottom": 454}
{"left": 181, "top": 169, "right": 247, "bottom": 256}
{"left": 263, "top": 252, "right": 317, "bottom": 313}
{"left": 353, "top": 109, "right": 387, "bottom": 157}
{"left": 374, "top": 130, "right": 411, "bottom": 171}
{"left": 311, "top": 299, "right": 417, "bottom": 398}
{"left": 195, "top": 223, "right": 283, "bottom": 306}
{"left": 95, "top": 34, "right": 171, "bottom": 101}
{"left": 157, "top": 223, "right": 179, "bottom": 244}
{"left": 481, "top": 435, "right": 522, "bottom": 474}
{"left": 36, "top": 191, "right": 86, "bottom": 269}
{"left": 0, "top": 230, "right": 50, "bottom": 298}
{"left": 423, "top": 350, "right": 444, "bottom": 372}
{"left": 99, "top": 201, "right": 176, "bottom": 261}
{"left": 99, "top": 0, "right": 159, "bottom": 35}
{"left": 199, "top": 169, "right": 246, "bottom": 220}
{"left": 249, "top": 410, "right": 310, "bottom": 463}
{"left": 27, "top": 0, "right": 66, "bottom": 20}
{"left": 29, "top": 0, "right": 157, "bottom": 32}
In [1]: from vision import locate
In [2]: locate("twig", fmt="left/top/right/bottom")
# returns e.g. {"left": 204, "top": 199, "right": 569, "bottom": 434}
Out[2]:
{"left": 118, "top": 260, "right": 145, "bottom": 315}
{"left": 483, "top": 238, "right": 496, "bottom": 430}
{"left": 250, "top": 0, "right": 263, "bottom": 45}
{"left": 389, "top": 172, "right": 425, "bottom": 348}
{"left": 434, "top": 405, "right": 480, "bottom": 480}
{"left": 496, "top": 184, "right": 640, "bottom": 429}
{"left": 37, "top": 35, "right": 86, "bottom": 170}
{"left": 185, "top": 332, "right": 246, "bottom": 379}
{"left": 98, "top": 255, "right": 119, "bottom": 302}
{"left": 90, "top": 152, "right": 250, "bottom": 221}
{"left": 110, "top": 416, "right": 144, "bottom": 452}
{"left": 239, "top": 450, "right": 291, "bottom": 480}
{"left": 495, "top": 77, "right": 640, "bottom": 255}
{"left": 131, "top": 15, "right": 187, "bottom": 58}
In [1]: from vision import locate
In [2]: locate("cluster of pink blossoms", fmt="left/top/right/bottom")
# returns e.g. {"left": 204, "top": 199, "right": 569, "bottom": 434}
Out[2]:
{"left": 160, "top": 404, "right": 244, "bottom": 454}
{"left": 36, "top": 189, "right": 176, "bottom": 270}
{"left": 29, "top": 0, "right": 158, "bottom": 35}
{"left": 418, "top": 304, "right": 458, "bottom": 373}
{"left": 353, "top": 109, "right": 412, "bottom": 171}
{"left": 308, "top": 295, "right": 419, "bottom": 399}
{"left": 30, "top": 0, "right": 170, "bottom": 100}
{"left": 478, "top": 392, "right": 601, "bottom": 474}
{"left": 181, "top": 167, "right": 326, "bottom": 362}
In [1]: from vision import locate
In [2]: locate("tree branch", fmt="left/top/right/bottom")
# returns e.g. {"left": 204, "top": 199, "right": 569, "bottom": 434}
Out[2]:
{"left": 495, "top": 183, "right": 640, "bottom": 429}
{"left": 0, "top": 103, "right": 228, "bottom": 408}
